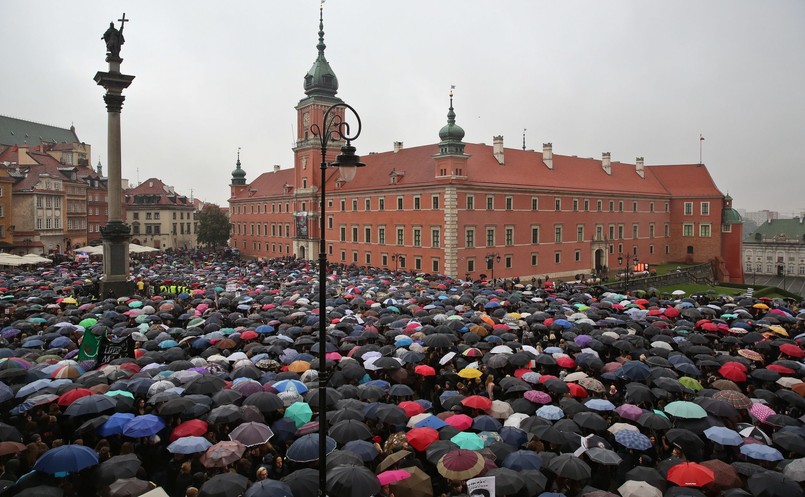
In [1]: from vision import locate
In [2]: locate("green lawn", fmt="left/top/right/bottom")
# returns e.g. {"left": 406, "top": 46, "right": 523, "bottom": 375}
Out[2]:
{"left": 650, "top": 263, "right": 697, "bottom": 276}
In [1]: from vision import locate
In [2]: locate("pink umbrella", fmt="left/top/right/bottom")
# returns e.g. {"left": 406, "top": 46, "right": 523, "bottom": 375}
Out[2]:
{"left": 377, "top": 469, "right": 412, "bottom": 486}
{"left": 615, "top": 403, "right": 643, "bottom": 421}
{"left": 749, "top": 403, "right": 776, "bottom": 423}
{"left": 524, "top": 391, "right": 552, "bottom": 404}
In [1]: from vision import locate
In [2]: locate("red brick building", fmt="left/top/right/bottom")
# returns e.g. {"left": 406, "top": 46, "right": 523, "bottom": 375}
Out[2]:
{"left": 229, "top": 11, "right": 743, "bottom": 282}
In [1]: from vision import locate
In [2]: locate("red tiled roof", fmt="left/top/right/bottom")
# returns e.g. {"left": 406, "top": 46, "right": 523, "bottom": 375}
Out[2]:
{"left": 649, "top": 164, "right": 723, "bottom": 198}
{"left": 125, "top": 178, "right": 193, "bottom": 207}
{"left": 230, "top": 169, "right": 296, "bottom": 200}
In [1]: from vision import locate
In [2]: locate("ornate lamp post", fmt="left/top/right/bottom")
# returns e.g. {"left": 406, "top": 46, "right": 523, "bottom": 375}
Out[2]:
{"left": 485, "top": 252, "right": 501, "bottom": 282}
{"left": 311, "top": 102, "right": 363, "bottom": 496}
{"left": 391, "top": 252, "right": 404, "bottom": 272}
{"left": 618, "top": 252, "right": 638, "bottom": 294}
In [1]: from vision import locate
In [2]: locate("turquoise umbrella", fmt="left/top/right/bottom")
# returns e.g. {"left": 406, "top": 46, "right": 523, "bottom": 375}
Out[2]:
{"left": 450, "top": 432, "right": 485, "bottom": 450}
{"left": 285, "top": 401, "right": 313, "bottom": 428}
{"left": 664, "top": 401, "right": 707, "bottom": 419}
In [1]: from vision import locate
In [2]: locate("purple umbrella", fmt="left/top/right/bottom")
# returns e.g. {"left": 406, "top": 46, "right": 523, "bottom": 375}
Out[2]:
{"left": 615, "top": 403, "right": 643, "bottom": 421}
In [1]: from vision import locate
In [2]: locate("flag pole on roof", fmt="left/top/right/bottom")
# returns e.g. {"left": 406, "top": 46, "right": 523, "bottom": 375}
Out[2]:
{"left": 699, "top": 134, "right": 705, "bottom": 165}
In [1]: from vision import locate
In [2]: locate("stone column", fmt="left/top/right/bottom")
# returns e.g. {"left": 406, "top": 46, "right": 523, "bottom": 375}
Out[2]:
{"left": 95, "top": 56, "right": 135, "bottom": 298}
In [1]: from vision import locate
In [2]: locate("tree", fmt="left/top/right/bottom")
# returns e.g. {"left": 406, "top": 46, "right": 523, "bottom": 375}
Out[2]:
{"left": 196, "top": 204, "right": 230, "bottom": 248}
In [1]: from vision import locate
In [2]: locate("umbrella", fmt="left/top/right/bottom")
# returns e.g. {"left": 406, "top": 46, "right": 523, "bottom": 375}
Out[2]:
{"left": 342, "top": 440, "right": 379, "bottom": 462}
{"left": 703, "top": 426, "right": 742, "bottom": 446}
{"left": 328, "top": 420, "right": 372, "bottom": 445}
{"left": 201, "top": 440, "right": 247, "bottom": 468}
{"left": 32, "top": 444, "right": 99, "bottom": 475}
{"left": 740, "top": 444, "right": 783, "bottom": 462}
{"left": 461, "top": 395, "right": 492, "bottom": 411}
{"left": 287, "top": 433, "right": 336, "bottom": 463}
{"left": 198, "top": 473, "right": 249, "bottom": 497}
{"left": 285, "top": 402, "right": 313, "bottom": 428}
{"left": 104, "top": 478, "right": 153, "bottom": 497}
{"left": 377, "top": 469, "right": 412, "bottom": 486}
{"left": 378, "top": 449, "right": 414, "bottom": 473}
{"left": 229, "top": 422, "right": 274, "bottom": 447}
{"left": 547, "top": 453, "right": 592, "bottom": 480}
{"left": 97, "top": 412, "right": 136, "bottom": 437}
{"left": 747, "top": 470, "right": 805, "bottom": 497}
{"left": 614, "top": 430, "right": 652, "bottom": 451}
{"left": 167, "top": 436, "right": 213, "bottom": 454}
{"left": 96, "top": 454, "right": 142, "bottom": 486}
{"left": 326, "top": 464, "right": 381, "bottom": 497}
{"left": 585, "top": 447, "right": 622, "bottom": 466}
{"left": 389, "top": 467, "right": 433, "bottom": 497}
{"left": 502, "top": 449, "right": 542, "bottom": 471}
{"left": 64, "top": 394, "right": 116, "bottom": 416}
{"left": 450, "top": 432, "right": 484, "bottom": 450}
{"left": 700, "top": 459, "right": 743, "bottom": 489}
{"left": 618, "top": 480, "right": 662, "bottom": 497}
{"left": 666, "top": 462, "right": 715, "bottom": 487}
{"left": 436, "top": 449, "right": 485, "bottom": 480}
{"left": 283, "top": 469, "right": 318, "bottom": 497}
{"left": 665, "top": 401, "right": 707, "bottom": 419}
{"left": 485, "top": 467, "right": 525, "bottom": 495}
{"left": 406, "top": 427, "right": 440, "bottom": 452}
{"left": 122, "top": 414, "right": 166, "bottom": 438}
{"left": 244, "top": 479, "right": 294, "bottom": 497}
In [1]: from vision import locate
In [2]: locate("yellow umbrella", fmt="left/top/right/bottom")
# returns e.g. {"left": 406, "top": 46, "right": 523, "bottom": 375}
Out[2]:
{"left": 458, "top": 368, "right": 483, "bottom": 379}
{"left": 61, "top": 297, "right": 78, "bottom": 305}
{"left": 753, "top": 303, "right": 769, "bottom": 310}
{"left": 768, "top": 325, "right": 788, "bottom": 337}
{"left": 288, "top": 360, "right": 311, "bottom": 373}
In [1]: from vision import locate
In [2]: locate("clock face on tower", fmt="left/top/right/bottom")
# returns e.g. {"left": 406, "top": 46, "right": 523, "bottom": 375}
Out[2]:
{"left": 303, "top": 112, "right": 310, "bottom": 128}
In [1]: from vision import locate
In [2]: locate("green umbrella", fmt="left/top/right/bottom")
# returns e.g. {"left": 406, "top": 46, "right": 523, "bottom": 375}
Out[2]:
{"left": 79, "top": 318, "right": 98, "bottom": 328}
{"left": 450, "top": 432, "right": 484, "bottom": 450}
{"left": 285, "top": 401, "right": 313, "bottom": 428}
{"left": 105, "top": 390, "right": 135, "bottom": 399}
{"left": 679, "top": 377, "right": 703, "bottom": 391}
{"left": 665, "top": 401, "right": 707, "bottom": 419}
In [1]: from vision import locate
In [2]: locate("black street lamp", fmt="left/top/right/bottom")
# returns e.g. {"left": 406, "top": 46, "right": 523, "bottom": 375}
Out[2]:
{"left": 485, "top": 253, "right": 501, "bottom": 282}
{"left": 391, "top": 253, "right": 404, "bottom": 272}
{"left": 311, "top": 101, "right": 363, "bottom": 496}
{"left": 618, "top": 252, "right": 638, "bottom": 294}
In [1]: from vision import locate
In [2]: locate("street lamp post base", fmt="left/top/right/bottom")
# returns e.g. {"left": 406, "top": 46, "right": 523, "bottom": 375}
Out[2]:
{"left": 100, "top": 280, "right": 135, "bottom": 299}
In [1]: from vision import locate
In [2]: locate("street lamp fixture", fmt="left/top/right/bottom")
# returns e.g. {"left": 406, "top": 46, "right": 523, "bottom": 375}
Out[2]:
{"left": 311, "top": 101, "right": 363, "bottom": 496}
{"left": 391, "top": 253, "right": 404, "bottom": 272}
{"left": 485, "top": 253, "right": 501, "bottom": 282}
{"left": 617, "top": 252, "right": 638, "bottom": 294}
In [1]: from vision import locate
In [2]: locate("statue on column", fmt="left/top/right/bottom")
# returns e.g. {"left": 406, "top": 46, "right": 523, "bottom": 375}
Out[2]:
{"left": 102, "top": 14, "right": 128, "bottom": 58}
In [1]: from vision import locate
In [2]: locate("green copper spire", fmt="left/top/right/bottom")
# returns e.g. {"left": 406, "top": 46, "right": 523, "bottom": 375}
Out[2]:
{"left": 438, "top": 88, "right": 466, "bottom": 155}
{"left": 303, "top": 4, "right": 339, "bottom": 97}
{"left": 231, "top": 148, "right": 246, "bottom": 185}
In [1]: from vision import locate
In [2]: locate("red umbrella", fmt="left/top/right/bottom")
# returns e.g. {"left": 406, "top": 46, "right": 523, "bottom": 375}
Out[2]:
{"left": 57, "top": 388, "right": 94, "bottom": 407}
{"left": 406, "top": 427, "right": 439, "bottom": 452}
{"left": 718, "top": 362, "right": 747, "bottom": 382}
{"left": 240, "top": 330, "right": 259, "bottom": 341}
{"left": 667, "top": 462, "right": 715, "bottom": 488}
{"left": 700, "top": 459, "right": 742, "bottom": 489}
{"left": 779, "top": 343, "right": 805, "bottom": 359}
{"left": 444, "top": 414, "right": 473, "bottom": 431}
{"left": 399, "top": 401, "right": 425, "bottom": 418}
{"left": 461, "top": 395, "right": 492, "bottom": 411}
{"left": 664, "top": 307, "right": 680, "bottom": 318}
{"left": 437, "top": 449, "right": 485, "bottom": 480}
{"left": 170, "top": 419, "right": 208, "bottom": 442}
{"left": 414, "top": 365, "right": 436, "bottom": 377}
{"left": 556, "top": 356, "right": 576, "bottom": 369}
{"left": 567, "top": 383, "right": 588, "bottom": 398}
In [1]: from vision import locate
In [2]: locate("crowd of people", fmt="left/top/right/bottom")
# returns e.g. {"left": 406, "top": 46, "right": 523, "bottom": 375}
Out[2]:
{"left": 0, "top": 249, "right": 803, "bottom": 497}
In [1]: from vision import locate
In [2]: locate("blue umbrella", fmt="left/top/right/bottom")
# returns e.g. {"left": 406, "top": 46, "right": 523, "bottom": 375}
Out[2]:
{"left": 33, "top": 444, "right": 99, "bottom": 475}
{"left": 287, "top": 433, "right": 336, "bottom": 463}
{"left": 536, "top": 405, "right": 564, "bottom": 420}
{"left": 585, "top": 399, "right": 617, "bottom": 412}
{"left": 16, "top": 379, "right": 52, "bottom": 398}
{"left": 122, "top": 414, "right": 165, "bottom": 438}
{"left": 499, "top": 426, "right": 529, "bottom": 448}
{"left": 342, "top": 439, "right": 380, "bottom": 462}
{"left": 740, "top": 444, "right": 784, "bottom": 461}
{"left": 245, "top": 479, "right": 294, "bottom": 497}
{"left": 703, "top": 426, "right": 743, "bottom": 446}
{"left": 98, "top": 413, "right": 136, "bottom": 437}
{"left": 472, "top": 415, "right": 502, "bottom": 432}
{"left": 0, "top": 382, "right": 13, "bottom": 403}
{"left": 503, "top": 449, "right": 542, "bottom": 471}
{"left": 414, "top": 415, "right": 447, "bottom": 430}
{"left": 614, "top": 429, "right": 652, "bottom": 451}
{"left": 272, "top": 379, "right": 309, "bottom": 394}
{"left": 617, "top": 361, "right": 651, "bottom": 381}
{"left": 159, "top": 340, "right": 179, "bottom": 349}
{"left": 167, "top": 436, "right": 212, "bottom": 454}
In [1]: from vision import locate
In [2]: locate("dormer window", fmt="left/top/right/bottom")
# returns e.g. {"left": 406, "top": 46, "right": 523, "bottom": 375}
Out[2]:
{"left": 389, "top": 168, "right": 405, "bottom": 184}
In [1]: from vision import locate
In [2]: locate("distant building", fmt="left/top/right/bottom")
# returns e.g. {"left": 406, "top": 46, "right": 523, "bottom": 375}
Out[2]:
{"left": 228, "top": 9, "right": 744, "bottom": 282}
{"left": 738, "top": 209, "right": 780, "bottom": 227}
{"left": 124, "top": 178, "right": 198, "bottom": 251}
{"left": 743, "top": 216, "right": 805, "bottom": 278}
{"left": 0, "top": 116, "right": 112, "bottom": 252}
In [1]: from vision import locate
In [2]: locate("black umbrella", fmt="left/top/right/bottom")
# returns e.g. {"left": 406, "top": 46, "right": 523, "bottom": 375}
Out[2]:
{"left": 636, "top": 412, "right": 672, "bottom": 431}
{"left": 573, "top": 412, "right": 608, "bottom": 432}
{"left": 96, "top": 454, "right": 142, "bottom": 487}
{"left": 624, "top": 466, "right": 666, "bottom": 491}
{"left": 185, "top": 375, "right": 227, "bottom": 395}
{"left": 747, "top": 470, "right": 804, "bottom": 497}
{"left": 547, "top": 453, "right": 591, "bottom": 480}
{"left": 64, "top": 394, "right": 116, "bottom": 417}
{"left": 158, "top": 397, "right": 195, "bottom": 417}
{"left": 326, "top": 464, "right": 381, "bottom": 497}
{"left": 328, "top": 420, "right": 372, "bottom": 445}
{"left": 282, "top": 468, "right": 318, "bottom": 497}
{"left": 425, "top": 440, "right": 459, "bottom": 465}
{"left": 243, "top": 392, "right": 284, "bottom": 413}
{"left": 326, "top": 449, "right": 365, "bottom": 470}
{"left": 374, "top": 404, "right": 407, "bottom": 425}
{"left": 198, "top": 472, "right": 249, "bottom": 497}
{"left": 207, "top": 404, "right": 242, "bottom": 425}
{"left": 305, "top": 387, "right": 343, "bottom": 409}
{"left": 485, "top": 467, "right": 525, "bottom": 495}
{"left": 244, "top": 479, "right": 294, "bottom": 497}
{"left": 0, "top": 423, "right": 23, "bottom": 442}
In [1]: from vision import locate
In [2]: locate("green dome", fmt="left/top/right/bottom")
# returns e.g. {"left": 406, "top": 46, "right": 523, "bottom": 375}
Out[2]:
{"left": 439, "top": 104, "right": 465, "bottom": 142}
{"left": 303, "top": 8, "right": 338, "bottom": 98}
{"left": 231, "top": 157, "right": 246, "bottom": 185}
{"left": 723, "top": 208, "right": 742, "bottom": 224}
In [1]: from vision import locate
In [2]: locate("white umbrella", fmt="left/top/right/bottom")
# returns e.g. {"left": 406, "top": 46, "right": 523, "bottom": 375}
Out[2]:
{"left": 672, "top": 290, "right": 686, "bottom": 296}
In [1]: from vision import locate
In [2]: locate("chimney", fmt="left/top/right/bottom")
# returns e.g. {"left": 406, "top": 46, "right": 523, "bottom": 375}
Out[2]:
{"left": 393, "top": 141, "right": 403, "bottom": 153}
{"left": 543, "top": 143, "right": 553, "bottom": 170}
{"left": 492, "top": 135, "right": 504, "bottom": 164}
{"left": 273, "top": 165, "right": 280, "bottom": 173}
{"left": 602, "top": 152, "right": 611, "bottom": 175}
{"left": 635, "top": 156, "right": 644, "bottom": 178}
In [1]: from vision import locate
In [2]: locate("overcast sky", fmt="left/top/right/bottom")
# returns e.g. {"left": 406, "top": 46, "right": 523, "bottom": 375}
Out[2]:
{"left": 2, "top": 1, "right": 804, "bottom": 214}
